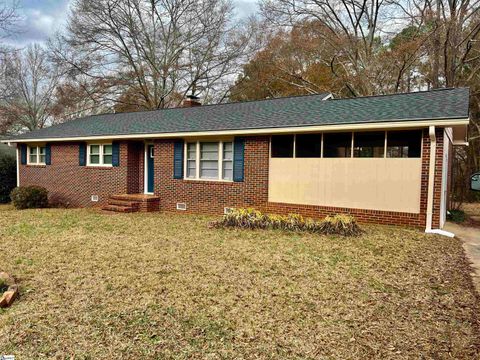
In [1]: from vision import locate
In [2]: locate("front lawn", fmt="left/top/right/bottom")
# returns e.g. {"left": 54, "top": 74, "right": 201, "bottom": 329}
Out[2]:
{"left": 0, "top": 205, "right": 479, "bottom": 359}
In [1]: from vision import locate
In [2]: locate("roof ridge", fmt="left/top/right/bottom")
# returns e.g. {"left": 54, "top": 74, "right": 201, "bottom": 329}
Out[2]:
{"left": 86, "top": 87, "right": 467, "bottom": 119}
{"left": 86, "top": 92, "right": 332, "bottom": 118}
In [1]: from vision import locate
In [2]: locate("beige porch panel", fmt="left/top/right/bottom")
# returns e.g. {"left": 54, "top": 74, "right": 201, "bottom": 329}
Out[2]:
{"left": 268, "top": 158, "right": 422, "bottom": 213}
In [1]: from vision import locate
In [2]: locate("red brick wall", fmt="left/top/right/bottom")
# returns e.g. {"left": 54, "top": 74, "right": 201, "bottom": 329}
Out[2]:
{"left": 127, "top": 141, "right": 143, "bottom": 194}
{"left": 18, "top": 129, "right": 446, "bottom": 228}
{"left": 19, "top": 141, "right": 135, "bottom": 207}
{"left": 432, "top": 128, "right": 445, "bottom": 228}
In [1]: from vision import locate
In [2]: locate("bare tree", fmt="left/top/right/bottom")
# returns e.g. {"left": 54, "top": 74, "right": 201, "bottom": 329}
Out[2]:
{"left": 0, "top": 0, "right": 20, "bottom": 40}
{"left": 394, "top": 0, "right": 480, "bottom": 88}
{"left": 260, "top": 0, "right": 409, "bottom": 96}
{"left": 396, "top": 1, "right": 480, "bottom": 205}
{"left": 0, "top": 44, "right": 61, "bottom": 133}
{"left": 50, "top": 0, "right": 256, "bottom": 111}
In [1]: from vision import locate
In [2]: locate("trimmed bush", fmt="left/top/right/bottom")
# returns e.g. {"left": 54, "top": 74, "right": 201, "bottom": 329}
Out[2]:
{"left": 210, "top": 208, "right": 362, "bottom": 236}
{"left": 0, "top": 155, "right": 16, "bottom": 203}
{"left": 447, "top": 209, "right": 466, "bottom": 223}
{"left": 10, "top": 186, "right": 49, "bottom": 210}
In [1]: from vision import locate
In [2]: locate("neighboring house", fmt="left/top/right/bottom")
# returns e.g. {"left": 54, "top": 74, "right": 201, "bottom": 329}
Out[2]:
{"left": 1, "top": 88, "right": 470, "bottom": 231}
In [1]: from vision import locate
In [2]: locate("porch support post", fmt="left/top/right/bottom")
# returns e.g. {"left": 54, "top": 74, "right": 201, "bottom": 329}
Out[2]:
{"left": 424, "top": 126, "right": 454, "bottom": 237}
{"left": 426, "top": 125, "right": 436, "bottom": 231}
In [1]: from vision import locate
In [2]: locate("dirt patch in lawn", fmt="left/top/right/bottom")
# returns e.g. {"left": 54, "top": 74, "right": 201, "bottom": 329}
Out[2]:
{"left": 0, "top": 205, "right": 479, "bottom": 359}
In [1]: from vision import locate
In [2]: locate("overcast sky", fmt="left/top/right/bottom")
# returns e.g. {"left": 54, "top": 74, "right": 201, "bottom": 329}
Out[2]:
{"left": 6, "top": 0, "right": 259, "bottom": 48}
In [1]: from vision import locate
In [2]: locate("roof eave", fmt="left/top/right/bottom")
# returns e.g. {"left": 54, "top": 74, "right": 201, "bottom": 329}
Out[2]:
{"left": 1, "top": 117, "right": 470, "bottom": 143}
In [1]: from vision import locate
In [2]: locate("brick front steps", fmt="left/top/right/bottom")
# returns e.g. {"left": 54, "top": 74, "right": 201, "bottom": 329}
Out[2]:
{"left": 102, "top": 194, "right": 160, "bottom": 213}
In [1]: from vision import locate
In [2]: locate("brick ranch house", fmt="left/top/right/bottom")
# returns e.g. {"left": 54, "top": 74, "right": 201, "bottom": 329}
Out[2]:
{"left": 1, "top": 88, "right": 470, "bottom": 232}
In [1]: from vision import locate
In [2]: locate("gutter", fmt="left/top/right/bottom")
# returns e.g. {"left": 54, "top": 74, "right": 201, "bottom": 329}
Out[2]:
{"left": 424, "top": 125, "right": 455, "bottom": 237}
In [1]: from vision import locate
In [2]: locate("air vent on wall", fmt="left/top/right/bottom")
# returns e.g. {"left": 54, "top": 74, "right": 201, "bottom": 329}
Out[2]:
{"left": 91, "top": 195, "right": 99, "bottom": 202}
{"left": 176, "top": 202, "right": 187, "bottom": 211}
{"left": 224, "top": 207, "right": 234, "bottom": 214}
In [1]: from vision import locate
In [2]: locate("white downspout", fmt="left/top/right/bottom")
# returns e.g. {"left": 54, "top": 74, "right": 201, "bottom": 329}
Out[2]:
{"left": 16, "top": 146, "right": 19, "bottom": 187}
{"left": 424, "top": 126, "right": 454, "bottom": 237}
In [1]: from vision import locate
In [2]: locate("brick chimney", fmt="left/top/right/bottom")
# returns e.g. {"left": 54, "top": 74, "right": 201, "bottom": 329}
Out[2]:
{"left": 183, "top": 95, "right": 201, "bottom": 107}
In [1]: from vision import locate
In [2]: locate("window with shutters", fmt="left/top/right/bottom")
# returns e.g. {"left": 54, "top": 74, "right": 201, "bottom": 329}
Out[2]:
{"left": 184, "top": 141, "right": 233, "bottom": 181}
{"left": 87, "top": 143, "right": 113, "bottom": 166}
{"left": 27, "top": 145, "right": 46, "bottom": 165}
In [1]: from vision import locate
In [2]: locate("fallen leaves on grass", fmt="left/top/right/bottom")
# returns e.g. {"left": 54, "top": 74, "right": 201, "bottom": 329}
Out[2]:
{"left": 0, "top": 205, "right": 479, "bottom": 359}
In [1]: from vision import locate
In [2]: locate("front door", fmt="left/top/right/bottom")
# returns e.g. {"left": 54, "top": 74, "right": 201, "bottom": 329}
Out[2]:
{"left": 146, "top": 144, "right": 154, "bottom": 194}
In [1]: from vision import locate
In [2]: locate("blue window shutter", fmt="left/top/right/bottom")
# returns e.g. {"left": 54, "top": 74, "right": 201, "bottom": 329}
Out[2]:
{"left": 45, "top": 143, "right": 52, "bottom": 165}
{"left": 112, "top": 142, "right": 120, "bottom": 167}
{"left": 173, "top": 140, "right": 184, "bottom": 179}
{"left": 79, "top": 142, "right": 86, "bottom": 166}
{"left": 233, "top": 137, "right": 245, "bottom": 182}
{"left": 20, "top": 144, "right": 27, "bottom": 165}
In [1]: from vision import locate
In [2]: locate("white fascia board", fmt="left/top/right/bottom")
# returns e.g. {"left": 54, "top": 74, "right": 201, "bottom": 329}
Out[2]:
{"left": 1, "top": 117, "right": 470, "bottom": 144}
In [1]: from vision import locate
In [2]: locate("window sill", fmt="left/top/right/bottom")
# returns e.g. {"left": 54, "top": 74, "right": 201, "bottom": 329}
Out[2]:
{"left": 26, "top": 164, "right": 46, "bottom": 167}
{"left": 85, "top": 166, "right": 113, "bottom": 169}
{"left": 183, "top": 178, "right": 234, "bottom": 184}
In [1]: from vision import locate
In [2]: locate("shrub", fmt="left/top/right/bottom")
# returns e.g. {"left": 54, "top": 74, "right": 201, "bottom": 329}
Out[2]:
{"left": 447, "top": 209, "right": 466, "bottom": 223}
{"left": 0, "top": 154, "right": 16, "bottom": 204}
{"left": 10, "top": 186, "right": 49, "bottom": 210}
{"left": 210, "top": 208, "right": 362, "bottom": 236}
{"left": 317, "top": 214, "right": 362, "bottom": 236}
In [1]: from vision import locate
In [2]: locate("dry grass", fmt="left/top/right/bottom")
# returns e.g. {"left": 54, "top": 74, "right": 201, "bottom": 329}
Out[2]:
{"left": 463, "top": 202, "right": 480, "bottom": 217}
{"left": 0, "top": 205, "right": 479, "bottom": 359}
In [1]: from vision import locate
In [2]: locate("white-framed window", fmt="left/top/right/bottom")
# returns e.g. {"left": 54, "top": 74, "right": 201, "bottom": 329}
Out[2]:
{"left": 87, "top": 143, "right": 113, "bottom": 166}
{"left": 184, "top": 140, "right": 233, "bottom": 181}
{"left": 27, "top": 145, "right": 46, "bottom": 165}
{"left": 222, "top": 142, "right": 233, "bottom": 180}
{"left": 186, "top": 142, "right": 196, "bottom": 178}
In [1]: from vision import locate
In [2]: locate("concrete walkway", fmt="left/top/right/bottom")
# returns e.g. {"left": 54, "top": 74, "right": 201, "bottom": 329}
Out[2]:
{"left": 444, "top": 222, "right": 480, "bottom": 293}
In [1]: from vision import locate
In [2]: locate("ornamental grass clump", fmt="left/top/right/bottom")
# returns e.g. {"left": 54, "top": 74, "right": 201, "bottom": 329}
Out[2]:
{"left": 317, "top": 214, "right": 363, "bottom": 236}
{"left": 211, "top": 208, "right": 362, "bottom": 236}
{"left": 221, "top": 208, "right": 269, "bottom": 229}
